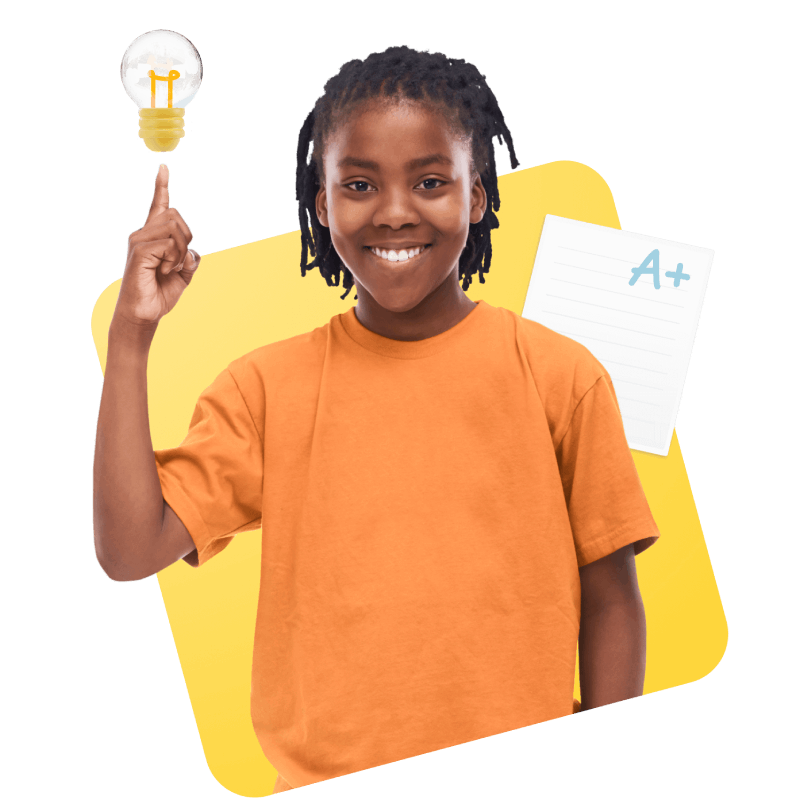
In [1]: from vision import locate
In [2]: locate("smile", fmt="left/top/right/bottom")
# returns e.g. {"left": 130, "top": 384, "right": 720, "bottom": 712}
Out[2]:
{"left": 367, "top": 245, "right": 431, "bottom": 263}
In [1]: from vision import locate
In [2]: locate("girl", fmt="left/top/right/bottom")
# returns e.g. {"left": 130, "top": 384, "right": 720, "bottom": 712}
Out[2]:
{"left": 296, "top": 47, "right": 520, "bottom": 341}
{"left": 94, "top": 46, "right": 659, "bottom": 792}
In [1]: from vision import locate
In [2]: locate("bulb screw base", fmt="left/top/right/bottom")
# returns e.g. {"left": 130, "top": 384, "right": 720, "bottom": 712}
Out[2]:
{"left": 139, "top": 108, "right": 185, "bottom": 152}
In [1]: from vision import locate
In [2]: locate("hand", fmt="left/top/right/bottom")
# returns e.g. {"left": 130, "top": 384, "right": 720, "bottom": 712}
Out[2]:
{"left": 114, "top": 164, "right": 201, "bottom": 329}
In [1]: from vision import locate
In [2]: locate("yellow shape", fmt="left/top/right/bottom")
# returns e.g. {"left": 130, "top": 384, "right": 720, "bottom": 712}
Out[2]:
{"left": 91, "top": 161, "right": 727, "bottom": 796}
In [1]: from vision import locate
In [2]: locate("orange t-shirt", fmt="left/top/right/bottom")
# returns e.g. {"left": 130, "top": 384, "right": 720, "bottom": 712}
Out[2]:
{"left": 154, "top": 298, "right": 659, "bottom": 789}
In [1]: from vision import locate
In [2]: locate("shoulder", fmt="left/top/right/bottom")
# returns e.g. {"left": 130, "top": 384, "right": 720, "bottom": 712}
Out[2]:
{"left": 494, "top": 305, "right": 608, "bottom": 401}
{"left": 227, "top": 319, "right": 330, "bottom": 381}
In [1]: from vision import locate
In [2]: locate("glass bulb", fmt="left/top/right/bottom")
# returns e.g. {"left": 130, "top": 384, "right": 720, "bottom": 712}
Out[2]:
{"left": 120, "top": 30, "right": 203, "bottom": 152}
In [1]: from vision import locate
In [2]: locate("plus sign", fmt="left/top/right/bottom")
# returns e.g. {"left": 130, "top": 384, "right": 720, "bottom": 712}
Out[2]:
{"left": 665, "top": 262, "right": 690, "bottom": 287}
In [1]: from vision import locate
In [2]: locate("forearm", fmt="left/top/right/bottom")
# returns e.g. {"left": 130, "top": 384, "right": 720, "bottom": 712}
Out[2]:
{"left": 578, "top": 591, "right": 646, "bottom": 710}
{"left": 94, "top": 315, "right": 163, "bottom": 578}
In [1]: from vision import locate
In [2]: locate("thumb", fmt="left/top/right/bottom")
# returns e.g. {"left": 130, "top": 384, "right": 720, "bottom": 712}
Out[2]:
{"left": 179, "top": 249, "right": 202, "bottom": 280}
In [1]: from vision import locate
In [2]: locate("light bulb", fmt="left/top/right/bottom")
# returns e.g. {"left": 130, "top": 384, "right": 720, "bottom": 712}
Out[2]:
{"left": 120, "top": 29, "right": 203, "bottom": 152}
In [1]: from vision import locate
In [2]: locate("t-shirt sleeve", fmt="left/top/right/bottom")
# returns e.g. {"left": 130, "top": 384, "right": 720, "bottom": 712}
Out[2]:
{"left": 555, "top": 372, "right": 660, "bottom": 567}
{"left": 153, "top": 366, "right": 263, "bottom": 567}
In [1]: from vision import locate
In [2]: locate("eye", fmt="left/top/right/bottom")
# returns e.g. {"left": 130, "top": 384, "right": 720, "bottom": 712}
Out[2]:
{"left": 345, "top": 181, "right": 374, "bottom": 192}
{"left": 344, "top": 178, "right": 444, "bottom": 194}
{"left": 417, "top": 178, "right": 445, "bottom": 190}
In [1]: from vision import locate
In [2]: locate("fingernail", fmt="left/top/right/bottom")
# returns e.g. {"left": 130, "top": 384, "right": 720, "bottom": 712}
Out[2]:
{"left": 190, "top": 249, "right": 201, "bottom": 263}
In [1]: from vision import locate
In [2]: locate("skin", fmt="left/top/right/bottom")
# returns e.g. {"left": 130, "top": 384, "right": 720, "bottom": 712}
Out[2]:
{"left": 316, "top": 99, "right": 484, "bottom": 341}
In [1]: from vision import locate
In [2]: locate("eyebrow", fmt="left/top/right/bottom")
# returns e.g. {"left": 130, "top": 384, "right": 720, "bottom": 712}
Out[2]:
{"left": 336, "top": 153, "right": 454, "bottom": 171}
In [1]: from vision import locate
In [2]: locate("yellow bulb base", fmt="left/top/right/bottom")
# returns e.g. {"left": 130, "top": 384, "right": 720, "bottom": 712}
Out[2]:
{"left": 139, "top": 108, "right": 185, "bottom": 152}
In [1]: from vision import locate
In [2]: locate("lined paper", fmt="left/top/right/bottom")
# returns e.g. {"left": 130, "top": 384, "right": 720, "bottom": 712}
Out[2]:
{"left": 522, "top": 215, "right": 714, "bottom": 456}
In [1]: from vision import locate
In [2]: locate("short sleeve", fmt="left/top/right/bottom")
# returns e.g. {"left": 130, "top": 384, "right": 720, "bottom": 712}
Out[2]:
{"left": 153, "top": 367, "right": 263, "bottom": 567}
{"left": 555, "top": 373, "right": 660, "bottom": 567}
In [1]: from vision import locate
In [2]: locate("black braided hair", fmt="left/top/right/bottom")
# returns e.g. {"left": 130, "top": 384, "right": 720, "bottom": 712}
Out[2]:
{"left": 296, "top": 46, "right": 520, "bottom": 301}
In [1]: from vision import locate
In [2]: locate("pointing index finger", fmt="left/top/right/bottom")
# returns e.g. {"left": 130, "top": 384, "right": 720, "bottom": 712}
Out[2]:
{"left": 147, "top": 164, "right": 170, "bottom": 225}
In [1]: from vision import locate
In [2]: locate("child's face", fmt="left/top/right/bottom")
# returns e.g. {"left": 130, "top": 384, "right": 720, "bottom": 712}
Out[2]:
{"left": 316, "top": 100, "right": 487, "bottom": 314}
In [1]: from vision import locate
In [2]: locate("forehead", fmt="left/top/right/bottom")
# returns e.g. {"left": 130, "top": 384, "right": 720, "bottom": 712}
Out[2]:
{"left": 324, "top": 99, "right": 471, "bottom": 170}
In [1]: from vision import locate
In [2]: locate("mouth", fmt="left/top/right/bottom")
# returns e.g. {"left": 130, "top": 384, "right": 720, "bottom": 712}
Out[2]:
{"left": 364, "top": 244, "right": 433, "bottom": 268}
{"left": 364, "top": 244, "right": 432, "bottom": 263}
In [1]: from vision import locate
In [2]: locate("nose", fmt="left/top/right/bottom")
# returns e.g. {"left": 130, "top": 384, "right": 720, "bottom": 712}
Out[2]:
{"left": 372, "top": 187, "right": 420, "bottom": 230}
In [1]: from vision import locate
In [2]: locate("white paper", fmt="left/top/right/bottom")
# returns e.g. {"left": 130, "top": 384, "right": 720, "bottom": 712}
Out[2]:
{"left": 522, "top": 215, "right": 714, "bottom": 456}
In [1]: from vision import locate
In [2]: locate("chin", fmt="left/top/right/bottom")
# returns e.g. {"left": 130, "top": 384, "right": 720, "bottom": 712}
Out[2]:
{"left": 376, "top": 298, "right": 424, "bottom": 314}
{"left": 370, "top": 288, "right": 427, "bottom": 314}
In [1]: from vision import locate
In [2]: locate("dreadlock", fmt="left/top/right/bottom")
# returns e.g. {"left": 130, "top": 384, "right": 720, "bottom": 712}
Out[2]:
{"left": 296, "top": 46, "right": 520, "bottom": 301}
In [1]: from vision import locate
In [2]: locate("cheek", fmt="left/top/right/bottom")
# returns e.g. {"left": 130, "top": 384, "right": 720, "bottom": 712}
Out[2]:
{"left": 432, "top": 191, "right": 473, "bottom": 235}
{"left": 326, "top": 202, "right": 366, "bottom": 271}
{"left": 327, "top": 200, "right": 366, "bottom": 244}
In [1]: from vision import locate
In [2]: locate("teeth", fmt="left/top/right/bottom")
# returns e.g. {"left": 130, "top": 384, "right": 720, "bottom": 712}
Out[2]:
{"left": 370, "top": 246, "right": 426, "bottom": 262}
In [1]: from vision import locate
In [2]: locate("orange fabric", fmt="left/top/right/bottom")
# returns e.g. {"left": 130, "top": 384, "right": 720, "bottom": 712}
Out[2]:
{"left": 154, "top": 299, "right": 659, "bottom": 789}
{"left": 272, "top": 774, "right": 293, "bottom": 793}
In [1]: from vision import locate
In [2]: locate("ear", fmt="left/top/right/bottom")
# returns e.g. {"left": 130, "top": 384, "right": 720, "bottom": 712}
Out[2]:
{"left": 469, "top": 173, "right": 488, "bottom": 225}
{"left": 316, "top": 185, "right": 329, "bottom": 228}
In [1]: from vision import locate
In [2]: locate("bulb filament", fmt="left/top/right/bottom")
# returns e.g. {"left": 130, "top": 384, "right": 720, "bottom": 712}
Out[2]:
{"left": 147, "top": 55, "right": 181, "bottom": 108}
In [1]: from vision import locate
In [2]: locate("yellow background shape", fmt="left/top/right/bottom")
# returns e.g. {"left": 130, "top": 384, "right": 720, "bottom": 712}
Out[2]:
{"left": 91, "top": 161, "right": 727, "bottom": 797}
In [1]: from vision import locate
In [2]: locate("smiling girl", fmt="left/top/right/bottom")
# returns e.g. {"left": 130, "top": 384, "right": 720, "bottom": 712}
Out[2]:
{"left": 294, "top": 50, "right": 518, "bottom": 337}
{"left": 94, "top": 46, "right": 659, "bottom": 792}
